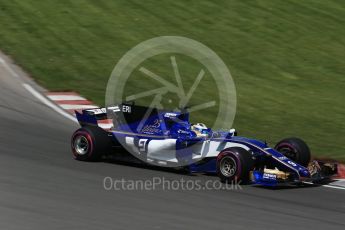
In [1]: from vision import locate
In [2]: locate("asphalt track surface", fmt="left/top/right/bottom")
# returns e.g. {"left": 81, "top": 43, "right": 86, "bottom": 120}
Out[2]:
{"left": 0, "top": 52, "right": 344, "bottom": 230}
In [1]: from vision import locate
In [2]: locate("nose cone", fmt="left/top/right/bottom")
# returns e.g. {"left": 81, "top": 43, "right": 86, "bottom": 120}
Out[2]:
{"left": 299, "top": 167, "right": 311, "bottom": 178}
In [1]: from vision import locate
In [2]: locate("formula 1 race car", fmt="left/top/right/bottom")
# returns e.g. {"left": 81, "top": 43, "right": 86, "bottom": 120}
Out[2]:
{"left": 71, "top": 103, "right": 337, "bottom": 186}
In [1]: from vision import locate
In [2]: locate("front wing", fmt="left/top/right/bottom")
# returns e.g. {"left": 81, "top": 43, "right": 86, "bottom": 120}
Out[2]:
{"left": 251, "top": 160, "right": 337, "bottom": 186}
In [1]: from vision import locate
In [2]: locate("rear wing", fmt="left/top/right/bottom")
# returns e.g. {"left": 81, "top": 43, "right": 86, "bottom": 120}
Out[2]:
{"left": 75, "top": 103, "right": 191, "bottom": 133}
{"left": 75, "top": 107, "right": 114, "bottom": 130}
{"left": 75, "top": 103, "right": 144, "bottom": 131}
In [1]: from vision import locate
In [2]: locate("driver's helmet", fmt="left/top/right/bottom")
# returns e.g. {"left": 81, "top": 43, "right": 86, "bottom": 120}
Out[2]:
{"left": 191, "top": 123, "right": 209, "bottom": 137}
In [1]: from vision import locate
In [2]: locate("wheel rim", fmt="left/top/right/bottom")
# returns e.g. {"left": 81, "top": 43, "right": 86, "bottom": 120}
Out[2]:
{"left": 220, "top": 156, "right": 237, "bottom": 177}
{"left": 74, "top": 135, "right": 89, "bottom": 155}
{"left": 279, "top": 147, "right": 297, "bottom": 160}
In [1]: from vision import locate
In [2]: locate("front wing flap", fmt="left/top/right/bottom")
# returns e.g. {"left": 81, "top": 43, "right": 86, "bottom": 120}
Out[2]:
{"left": 307, "top": 160, "right": 337, "bottom": 182}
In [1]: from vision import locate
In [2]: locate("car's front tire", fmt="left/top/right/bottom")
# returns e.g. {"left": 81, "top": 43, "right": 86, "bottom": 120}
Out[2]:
{"left": 217, "top": 147, "right": 254, "bottom": 184}
{"left": 71, "top": 126, "right": 111, "bottom": 161}
{"left": 275, "top": 137, "right": 311, "bottom": 167}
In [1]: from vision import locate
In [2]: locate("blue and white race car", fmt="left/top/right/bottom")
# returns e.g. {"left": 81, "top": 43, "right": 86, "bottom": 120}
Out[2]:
{"left": 71, "top": 103, "right": 337, "bottom": 186}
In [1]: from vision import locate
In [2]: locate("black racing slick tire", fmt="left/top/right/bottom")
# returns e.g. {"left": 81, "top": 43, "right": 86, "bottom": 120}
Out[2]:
{"left": 71, "top": 126, "right": 111, "bottom": 161}
{"left": 275, "top": 137, "right": 311, "bottom": 167}
{"left": 217, "top": 147, "right": 254, "bottom": 184}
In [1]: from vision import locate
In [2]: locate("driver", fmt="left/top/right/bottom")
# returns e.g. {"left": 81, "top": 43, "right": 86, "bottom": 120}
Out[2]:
{"left": 191, "top": 123, "right": 210, "bottom": 137}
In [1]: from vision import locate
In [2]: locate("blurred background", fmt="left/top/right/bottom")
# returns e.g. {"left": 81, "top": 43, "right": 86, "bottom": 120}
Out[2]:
{"left": 0, "top": 0, "right": 344, "bottom": 160}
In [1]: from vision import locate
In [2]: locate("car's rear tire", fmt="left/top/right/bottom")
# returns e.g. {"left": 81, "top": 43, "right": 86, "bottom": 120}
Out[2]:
{"left": 71, "top": 126, "right": 111, "bottom": 161}
{"left": 275, "top": 137, "right": 311, "bottom": 167}
{"left": 217, "top": 147, "right": 254, "bottom": 184}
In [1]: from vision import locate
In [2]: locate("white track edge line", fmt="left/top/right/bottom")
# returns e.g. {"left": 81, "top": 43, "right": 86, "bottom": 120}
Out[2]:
{"left": 0, "top": 56, "right": 20, "bottom": 78}
{"left": 1, "top": 56, "right": 76, "bottom": 123}
{"left": 321, "top": 184, "right": 345, "bottom": 190}
{"left": 22, "top": 83, "right": 78, "bottom": 123}
{"left": 303, "top": 181, "right": 345, "bottom": 191}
